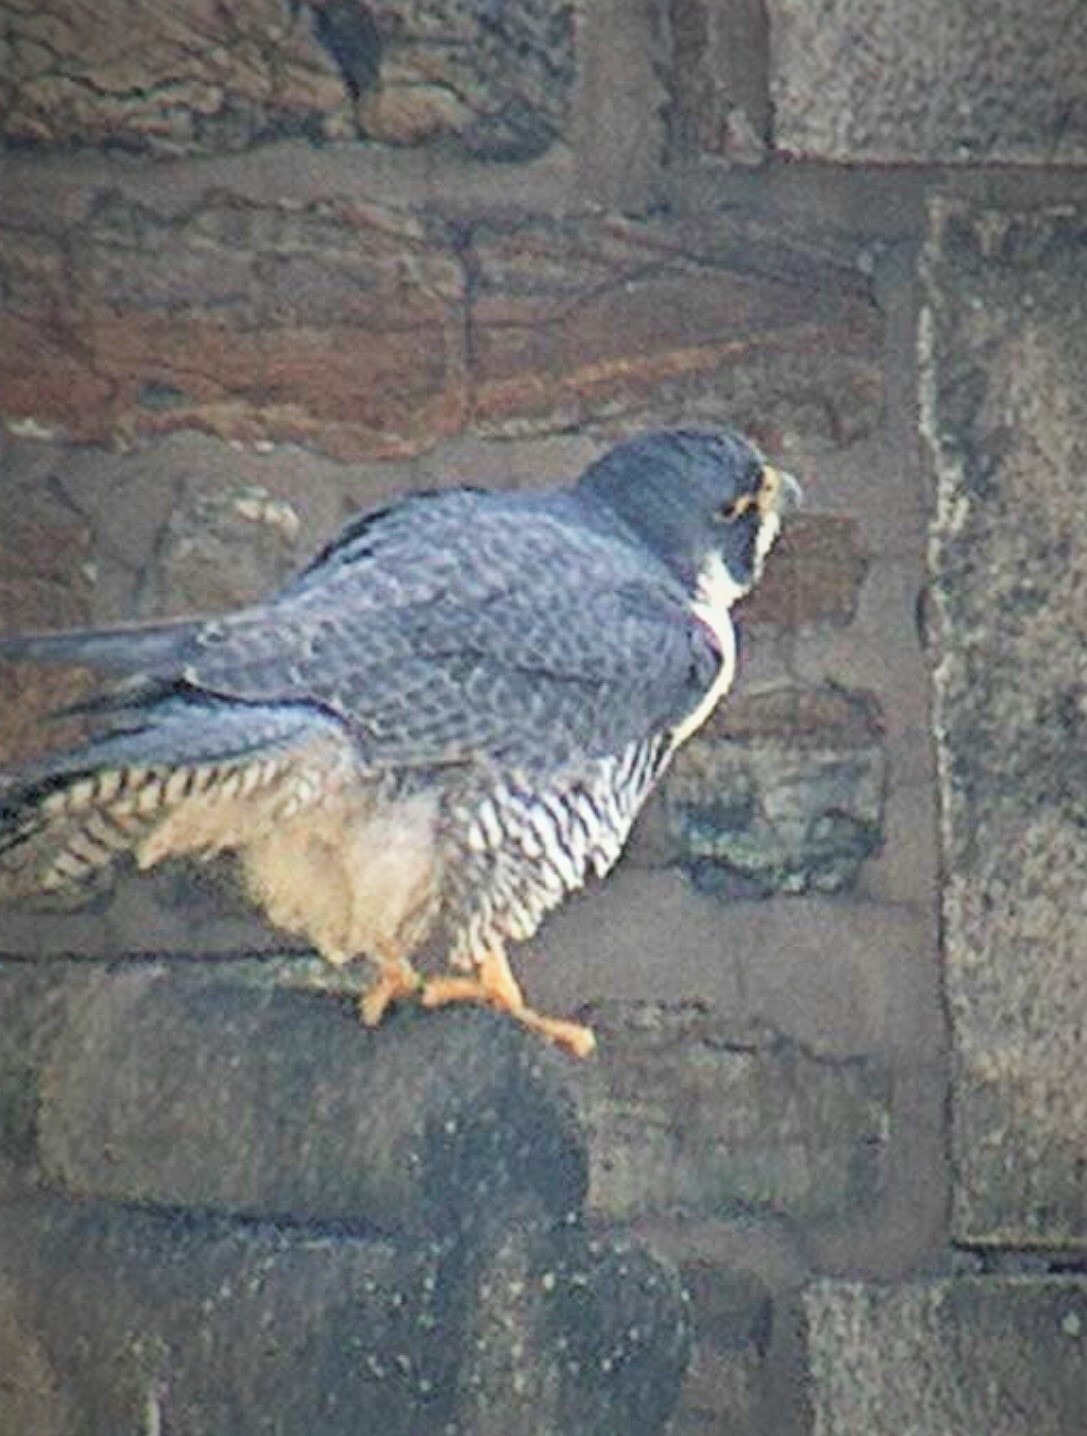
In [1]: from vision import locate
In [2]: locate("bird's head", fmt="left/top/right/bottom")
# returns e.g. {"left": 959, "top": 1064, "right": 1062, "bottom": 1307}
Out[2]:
{"left": 576, "top": 428, "right": 801, "bottom": 604}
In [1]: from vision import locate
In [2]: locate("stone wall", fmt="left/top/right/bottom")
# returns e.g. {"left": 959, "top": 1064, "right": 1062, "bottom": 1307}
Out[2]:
{"left": 0, "top": 1, "right": 1085, "bottom": 1432}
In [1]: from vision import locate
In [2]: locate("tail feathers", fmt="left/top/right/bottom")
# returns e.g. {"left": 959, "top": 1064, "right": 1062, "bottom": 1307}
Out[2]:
{"left": 0, "top": 696, "right": 355, "bottom": 904}
{"left": 0, "top": 766, "right": 166, "bottom": 901}
{"left": 0, "top": 617, "right": 200, "bottom": 678}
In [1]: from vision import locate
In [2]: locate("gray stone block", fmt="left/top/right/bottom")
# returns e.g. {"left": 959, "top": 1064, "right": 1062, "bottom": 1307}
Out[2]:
{"left": 31, "top": 967, "right": 587, "bottom": 1236}
{"left": 806, "top": 1277, "right": 1087, "bottom": 1436}
{"left": 922, "top": 199, "right": 1087, "bottom": 1246}
{"left": 769, "top": 0, "right": 1087, "bottom": 164}
{"left": 661, "top": 685, "right": 886, "bottom": 897}
{"left": 570, "top": 1003, "right": 889, "bottom": 1222}
{"left": 0, "top": 1194, "right": 690, "bottom": 1436}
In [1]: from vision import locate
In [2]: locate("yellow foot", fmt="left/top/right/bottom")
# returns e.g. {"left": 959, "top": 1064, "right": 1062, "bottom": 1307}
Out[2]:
{"left": 421, "top": 953, "right": 596, "bottom": 1059}
{"left": 359, "top": 958, "right": 425, "bottom": 1028}
{"left": 514, "top": 1008, "right": 596, "bottom": 1059}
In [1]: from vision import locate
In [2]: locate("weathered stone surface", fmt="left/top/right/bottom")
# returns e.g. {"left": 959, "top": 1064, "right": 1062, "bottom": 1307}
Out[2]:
{"left": 669, "top": 1261, "right": 771, "bottom": 1436}
{"left": 660, "top": 685, "right": 886, "bottom": 897}
{"left": 922, "top": 199, "right": 1087, "bottom": 1246}
{"left": 455, "top": 1216, "right": 691, "bottom": 1436}
{"left": 0, "top": 192, "right": 467, "bottom": 459}
{"left": 769, "top": 0, "right": 1087, "bottom": 165}
{"left": 135, "top": 481, "right": 303, "bottom": 617}
{"left": 32, "top": 967, "right": 587, "bottom": 1234}
{"left": 806, "top": 1277, "right": 1087, "bottom": 1436}
{"left": 0, "top": 1193, "right": 689, "bottom": 1436}
{"left": 0, "top": 467, "right": 95, "bottom": 767}
{"left": 741, "top": 514, "right": 869, "bottom": 629}
{"left": 0, "top": 195, "right": 883, "bottom": 458}
{"left": 0, "top": 1275, "right": 68, "bottom": 1436}
{"left": 655, "top": 0, "right": 770, "bottom": 165}
{"left": 469, "top": 213, "right": 884, "bottom": 444}
{"left": 0, "top": 0, "right": 575, "bottom": 161}
{"left": 570, "top": 1003, "right": 889, "bottom": 1222}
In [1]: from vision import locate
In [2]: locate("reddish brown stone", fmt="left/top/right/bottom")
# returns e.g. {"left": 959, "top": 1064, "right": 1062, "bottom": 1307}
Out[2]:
{"left": 469, "top": 215, "right": 883, "bottom": 443}
{"left": 0, "top": 515, "right": 95, "bottom": 768}
{"left": 0, "top": 196, "right": 468, "bottom": 460}
{"left": 0, "top": 199, "right": 882, "bottom": 459}
{"left": 740, "top": 513, "right": 869, "bottom": 628}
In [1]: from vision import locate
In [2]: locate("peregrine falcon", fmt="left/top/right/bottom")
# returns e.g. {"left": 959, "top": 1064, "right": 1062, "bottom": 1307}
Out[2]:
{"left": 0, "top": 429, "right": 798, "bottom": 1056}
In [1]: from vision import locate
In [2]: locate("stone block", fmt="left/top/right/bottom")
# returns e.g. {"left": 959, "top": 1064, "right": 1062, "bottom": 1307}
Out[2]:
{"left": 922, "top": 199, "right": 1087, "bottom": 1246}
{"left": 741, "top": 514, "right": 869, "bottom": 630}
{"left": 806, "top": 1277, "right": 1087, "bottom": 1436}
{"left": 0, "top": 193, "right": 467, "bottom": 459}
{"left": 0, "top": 1193, "right": 689, "bottom": 1436}
{"left": 0, "top": 473, "right": 95, "bottom": 767}
{"left": 655, "top": 0, "right": 771, "bottom": 165}
{"left": 0, "top": 0, "right": 576, "bottom": 161}
{"left": 0, "top": 193, "right": 883, "bottom": 459}
{"left": 30, "top": 967, "right": 587, "bottom": 1235}
{"left": 468, "top": 212, "right": 884, "bottom": 445}
{"left": 135, "top": 481, "right": 304, "bottom": 618}
{"left": 569, "top": 1002, "right": 889, "bottom": 1222}
{"left": 769, "top": 0, "right": 1087, "bottom": 165}
{"left": 668, "top": 1260, "right": 771, "bottom": 1436}
{"left": 660, "top": 685, "right": 887, "bottom": 897}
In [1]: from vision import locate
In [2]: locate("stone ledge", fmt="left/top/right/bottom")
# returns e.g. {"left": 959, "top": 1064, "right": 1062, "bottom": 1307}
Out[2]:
{"left": 0, "top": 1192, "right": 690, "bottom": 1436}
{"left": 4, "top": 965, "right": 587, "bottom": 1236}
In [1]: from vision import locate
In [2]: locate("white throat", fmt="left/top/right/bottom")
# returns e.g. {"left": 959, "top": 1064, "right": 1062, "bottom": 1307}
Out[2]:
{"left": 671, "top": 554, "right": 741, "bottom": 748}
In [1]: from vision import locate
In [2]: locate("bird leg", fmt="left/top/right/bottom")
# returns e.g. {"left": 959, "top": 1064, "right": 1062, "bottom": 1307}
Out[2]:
{"left": 421, "top": 946, "right": 596, "bottom": 1059}
{"left": 359, "top": 952, "right": 426, "bottom": 1028}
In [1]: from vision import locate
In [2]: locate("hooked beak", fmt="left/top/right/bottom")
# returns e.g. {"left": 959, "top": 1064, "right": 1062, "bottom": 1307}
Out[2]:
{"left": 759, "top": 463, "right": 803, "bottom": 518}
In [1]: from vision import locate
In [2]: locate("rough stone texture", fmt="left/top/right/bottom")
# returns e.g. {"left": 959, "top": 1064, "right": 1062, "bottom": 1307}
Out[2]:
{"left": 741, "top": 514, "right": 869, "bottom": 629}
{"left": 922, "top": 199, "right": 1087, "bottom": 1247}
{"left": 660, "top": 684, "right": 887, "bottom": 897}
{"left": 0, "top": 0, "right": 576, "bottom": 161}
{"left": 27, "top": 967, "right": 587, "bottom": 1235}
{"left": 3, "top": 0, "right": 1073, "bottom": 1427}
{"left": 655, "top": 0, "right": 771, "bottom": 166}
{"left": 133, "top": 480, "right": 303, "bottom": 618}
{"left": 806, "top": 1277, "right": 1087, "bottom": 1436}
{"left": 0, "top": 472, "right": 96, "bottom": 767}
{"left": 0, "top": 191, "right": 468, "bottom": 459}
{"left": 0, "top": 196, "right": 883, "bottom": 459}
{"left": 0, "top": 1194, "right": 689, "bottom": 1436}
{"left": 769, "top": 0, "right": 1087, "bottom": 165}
{"left": 570, "top": 1003, "right": 889, "bottom": 1223}
{"left": 469, "top": 213, "right": 883, "bottom": 446}
{"left": 0, "top": 1274, "right": 69, "bottom": 1436}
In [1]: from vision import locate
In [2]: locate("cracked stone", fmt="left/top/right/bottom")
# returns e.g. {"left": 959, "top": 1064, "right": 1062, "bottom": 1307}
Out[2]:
{"left": 568, "top": 1002, "right": 890, "bottom": 1222}
{"left": 0, "top": 193, "right": 468, "bottom": 459}
{"left": 470, "top": 212, "right": 883, "bottom": 444}
{"left": 0, "top": 0, "right": 576, "bottom": 160}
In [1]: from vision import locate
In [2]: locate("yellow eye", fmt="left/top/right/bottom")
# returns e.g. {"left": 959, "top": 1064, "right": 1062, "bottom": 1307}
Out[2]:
{"left": 716, "top": 492, "right": 758, "bottom": 524}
